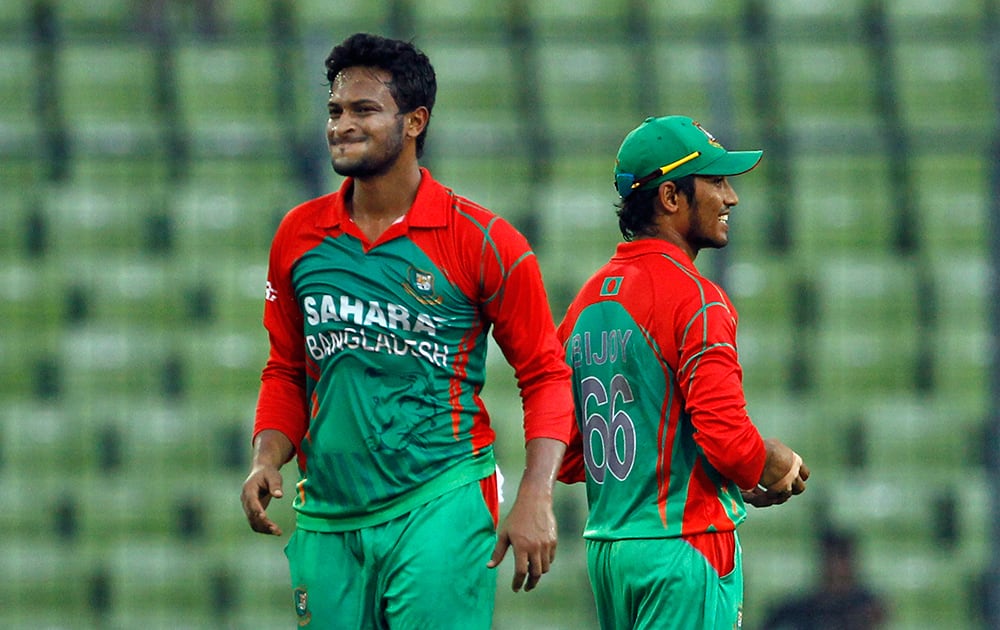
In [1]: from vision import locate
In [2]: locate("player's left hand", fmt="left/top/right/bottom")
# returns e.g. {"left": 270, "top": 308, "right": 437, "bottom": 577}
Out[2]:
{"left": 741, "top": 486, "right": 791, "bottom": 508}
{"left": 487, "top": 488, "right": 557, "bottom": 592}
{"left": 742, "top": 456, "right": 810, "bottom": 508}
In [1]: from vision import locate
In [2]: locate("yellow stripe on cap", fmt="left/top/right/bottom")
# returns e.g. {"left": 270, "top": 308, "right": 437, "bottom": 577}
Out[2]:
{"left": 631, "top": 150, "right": 702, "bottom": 189}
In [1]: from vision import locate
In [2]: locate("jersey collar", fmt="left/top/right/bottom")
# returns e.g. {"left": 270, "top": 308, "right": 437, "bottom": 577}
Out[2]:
{"left": 614, "top": 238, "right": 699, "bottom": 273}
{"left": 318, "top": 167, "right": 452, "bottom": 229}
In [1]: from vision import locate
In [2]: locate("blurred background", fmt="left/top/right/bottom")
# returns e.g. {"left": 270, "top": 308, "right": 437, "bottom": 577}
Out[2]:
{"left": 1, "top": 0, "right": 997, "bottom": 628}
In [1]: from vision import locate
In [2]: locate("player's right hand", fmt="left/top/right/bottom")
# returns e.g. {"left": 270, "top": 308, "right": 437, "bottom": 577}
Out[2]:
{"left": 241, "top": 465, "right": 285, "bottom": 536}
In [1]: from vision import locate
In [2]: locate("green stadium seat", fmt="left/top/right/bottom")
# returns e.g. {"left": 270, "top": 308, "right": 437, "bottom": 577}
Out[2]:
{"left": 814, "top": 255, "right": 920, "bottom": 327}
{"left": 0, "top": 188, "right": 43, "bottom": 263}
{"left": 765, "top": 0, "right": 867, "bottom": 25}
{"left": 750, "top": 524, "right": 977, "bottom": 630}
{"left": 736, "top": 326, "right": 795, "bottom": 394}
{"left": 774, "top": 41, "right": 881, "bottom": 134}
{"left": 929, "top": 254, "right": 989, "bottom": 334}
{"left": 219, "top": 0, "right": 277, "bottom": 36}
{"left": 727, "top": 254, "right": 796, "bottom": 325}
{"left": 861, "top": 394, "right": 980, "bottom": 472}
{"left": 809, "top": 256, "right": 921, "bottom": 396}
{"left": 866, "top": 541, "right": 981, "bottom": 628}
{"left": 171, "top": 156, "right": 303, "bottom": 256}
{"left": 411, "top": 0, "right": 510, "bottom": 37}
{"left": 69, "top": 0, "right": 273, "bottom": 40}
{"left": 885, "top": 0, "right": 989, "bottom": 36}
{"left": 292, "top": 0, "right": 389, "bottom": 37}
{"left": 101, "top": 539, "right": 228, "bottom": 622}
{"left": 919, "top": 253, "right": 989, "bottom": 405}
{"left": 910, "top": 151, "right": 991, "bottom": 259}
{"left": 22, "top": 288, "right": 262, "bottom": 408}
{"left": 647, "top": 37, "right": 763, "bottom": 142}
{"left": 933, "top": 327, "right": 990, "bottom": 405}
{"left": 225, "top": 540, "right": 300, "bottom": 627}
{"left": 0, "top": 0, "right": 30, "bottom": 32}
{"left": 173, "top": 40, "right": 289, "bottom": 157}
{"left": 180, "top": 328, "right": 267, "bottom": 404}
{"left": 60, "top": 323, "right": 172, "bottom": 395}
{"left": 787, "top": 154, "right": 895, "bottom": 257}
{"left": 58, "top": 40, "right": 164, "bottom": 156}
{"left": 527, "top": 0, "right": 631, "bottom": 38}
{"left": 535, "top": 40, "right": 640, "bottom": 156}
{"left": 0, "top": 41, "right": 39, "bottom": 155}
{"left": 892, "top": 41, "right": 993, "bottom": 140}
{"left": 811, "top": 322, "right": 918, "bottom": 397}
{"left": 648, "top": 0, "right": 745, "bottom": 35}
{"left": 741, "top": 533, "right": 815, "bottom": 626}
{"left": 818, "top": 469, "right": 987, "bottom": 548}
{"left": 912, "top": 153, "right": 988, "bottom": 255}
{"left": 725, "top": 253, "right": 801, "bottom": 394}
{"left": 0, "top": 3, "right": 994, "bottom": 629}
{"left": 41, "top": 157, "right": 172, "bottom": 257}
{"left": 534, "top": 154, "right": 622, "bottom": 311}
{"left": 493, "top": 555, "right": 599, "bottom": 630}
{"left": 0, "top": 345, "right": 54, "bottom": 402}
{"left": 0, "top": 262, "right": 66, "bottom": 395}
{"left": 0, "top": 540, "right": 97, "bottom": 624}
{"left": 419, "top": 39, "right": 519, "bottom": 129}
{"left": 0, "top": 154, "right": 44, "bottom": 194}
{"left": 0, "top": 403, "right": 78, "bottom": 476}
{"left": 408, "top": 40, "right": 526, "bottom": 203}
{"left": 53, "top": 0, "right": 134, "bottom": 35}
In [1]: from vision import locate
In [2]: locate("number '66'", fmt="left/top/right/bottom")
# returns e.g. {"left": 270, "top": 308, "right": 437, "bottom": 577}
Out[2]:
{"left": 581, "top": 374, "right": 637, "bottom": 483}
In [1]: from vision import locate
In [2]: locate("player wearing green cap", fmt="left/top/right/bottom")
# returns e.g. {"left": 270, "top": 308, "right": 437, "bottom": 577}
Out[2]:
{"left": 557, "top": 115, "right": 810, "bottom": 629}
{"left": 240, "top": 33, "right": 574, "bottom": 629}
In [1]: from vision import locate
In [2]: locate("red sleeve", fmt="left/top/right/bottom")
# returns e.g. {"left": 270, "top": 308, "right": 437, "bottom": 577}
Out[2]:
{"left": 476, "top": 216, "right": 574, "bottom": 445}
{"left": 675, "top": 284, "right": 765, "bottom": 490}
{"left": 556, "top": 419, "right": 585, "bottom": 483}
{"left": 252, "top": 207, "right": 315, "bottom": 451}
{"left": 555, "top": 312, "right": 585, "bottom": 483}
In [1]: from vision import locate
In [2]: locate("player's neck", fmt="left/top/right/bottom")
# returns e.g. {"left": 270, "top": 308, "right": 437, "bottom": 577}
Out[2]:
{"left": 348, "top": 163, "right": 422, "bottom": 241}
{"left": 640, "top": 228, "right": 698, "bottom": 261}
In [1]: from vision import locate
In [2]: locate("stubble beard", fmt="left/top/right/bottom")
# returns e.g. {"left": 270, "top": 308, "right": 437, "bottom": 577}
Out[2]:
{"left": 687, "top": 198, "right": 729, "bottom": 251}
{"left": 331, "top": 117, "right": 406, "bottom": 179}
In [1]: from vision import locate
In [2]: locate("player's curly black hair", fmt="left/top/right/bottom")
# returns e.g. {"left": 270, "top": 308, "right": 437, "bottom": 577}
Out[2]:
{"left": 325, "top": 32, "right": 437, "bottom": 157}
{"left": 616, "top": 175, "right": 696, "bottom": 241}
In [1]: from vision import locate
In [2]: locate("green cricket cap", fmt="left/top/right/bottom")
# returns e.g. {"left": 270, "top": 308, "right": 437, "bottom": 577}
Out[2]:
{"left": 614, "top": 115, "right": 763, "bottom": 198}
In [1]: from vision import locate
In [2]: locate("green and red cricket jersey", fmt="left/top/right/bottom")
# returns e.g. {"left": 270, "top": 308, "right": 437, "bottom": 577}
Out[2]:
{"left": 557, "top": 239, "right": 766, "bottom": 542}
{"left": 254, "top": 168, "right": 573, "bottom": 532}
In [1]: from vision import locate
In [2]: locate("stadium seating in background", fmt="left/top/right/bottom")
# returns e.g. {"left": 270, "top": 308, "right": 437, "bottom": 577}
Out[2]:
{"left": 292, "top": 0, "right": 390, "bottom": 38}
{"left": 0, "top": 41, "right": 39, "bottom": 158}
{"left": 1, "top": 1, "right": 995, "bottom": 628}
{"left": 173, "top": 40, "right": 289, "bottom": 159}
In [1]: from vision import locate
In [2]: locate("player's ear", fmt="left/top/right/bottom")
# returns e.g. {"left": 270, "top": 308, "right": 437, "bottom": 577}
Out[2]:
{"left": 404, "top": 106, "right": 430, "bottom": 139}
{"left": 657, "top": 180, "right": 681, "bottom": 215}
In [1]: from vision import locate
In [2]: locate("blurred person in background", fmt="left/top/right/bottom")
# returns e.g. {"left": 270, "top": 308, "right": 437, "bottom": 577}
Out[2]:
{"left": 557, "top": 115, "right": 809, "bottom": 630}
{"left": 763, "top": 527, "right": 889, "bottom": 629}
{"left": 239, "top": 32, "right": 573, "bottom": 629}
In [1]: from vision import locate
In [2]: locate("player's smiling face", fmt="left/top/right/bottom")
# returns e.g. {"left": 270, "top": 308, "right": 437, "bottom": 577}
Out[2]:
{"left": 685, "top": 175, "right": 739, "bottom": 251}
{"left": 326, "top": 66, "right": 406, "bottom": 178}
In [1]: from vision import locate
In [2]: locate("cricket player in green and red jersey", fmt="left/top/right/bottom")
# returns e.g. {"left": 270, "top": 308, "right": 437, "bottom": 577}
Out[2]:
{"left": 239, "top": 33, "right": 573, "bottom": 629}
{"left": 556, "top": 116, "right": 810, "bottom": 630}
